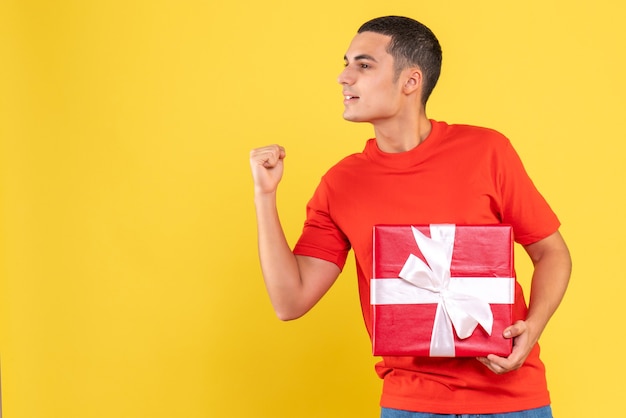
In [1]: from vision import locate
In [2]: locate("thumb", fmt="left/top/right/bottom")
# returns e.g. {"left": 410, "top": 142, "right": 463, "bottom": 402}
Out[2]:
{"left": 503, "top": 320, "right": 526, "bottom": 339}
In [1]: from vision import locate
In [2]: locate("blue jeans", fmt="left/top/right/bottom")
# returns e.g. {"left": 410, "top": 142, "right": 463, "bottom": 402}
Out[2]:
{"left": 380, "top": 405, "right": 552, "bottom": 418}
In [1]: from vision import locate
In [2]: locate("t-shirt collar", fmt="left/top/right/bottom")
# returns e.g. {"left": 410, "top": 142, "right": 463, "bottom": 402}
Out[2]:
{"left": 364, "top": 120, "right": 445, "bottom": 169}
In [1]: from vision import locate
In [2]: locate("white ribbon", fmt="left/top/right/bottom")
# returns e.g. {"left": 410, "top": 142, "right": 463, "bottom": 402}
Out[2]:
{"left": 371, "top": 225, "right": 514, "bottom": 357}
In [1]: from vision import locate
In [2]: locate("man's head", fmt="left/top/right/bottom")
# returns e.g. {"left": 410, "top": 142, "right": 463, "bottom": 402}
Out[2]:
{"left": 357, "top": 16, "right": 442, "bottom": 105}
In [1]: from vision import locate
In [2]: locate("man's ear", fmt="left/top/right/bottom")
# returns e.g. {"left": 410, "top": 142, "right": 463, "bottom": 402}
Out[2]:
{"left": 402, "top": 68, "right": 423, "bottom": 95}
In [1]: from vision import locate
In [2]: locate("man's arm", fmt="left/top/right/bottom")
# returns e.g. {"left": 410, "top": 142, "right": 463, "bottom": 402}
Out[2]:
{"left": 478, "top": 230, "right": 572, "bottom": 374}
{"left": 250, "top": 145, "right": 341, "bottom": 321}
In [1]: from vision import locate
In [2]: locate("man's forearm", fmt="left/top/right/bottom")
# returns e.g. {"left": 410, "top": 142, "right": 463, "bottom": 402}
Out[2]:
{"left": 524, "top": 232, "right": 572, "bottom": 344}
{"left": 254, "top": 192, "right": 304, "bottom": 320}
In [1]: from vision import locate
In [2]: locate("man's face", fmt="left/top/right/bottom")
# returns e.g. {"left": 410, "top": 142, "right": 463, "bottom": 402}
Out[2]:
{"left": 338, "top": 31, "right": 403, "bottom": 123}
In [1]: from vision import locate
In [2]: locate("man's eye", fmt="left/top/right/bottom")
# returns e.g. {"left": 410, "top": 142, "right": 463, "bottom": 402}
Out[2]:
{"left": 360, "top": 63, "right": 370, "bottom": 69}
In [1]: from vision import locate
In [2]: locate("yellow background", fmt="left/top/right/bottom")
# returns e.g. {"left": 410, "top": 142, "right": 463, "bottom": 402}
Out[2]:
{"left": 1, "top": 1, "right": 624, "bottom": 417}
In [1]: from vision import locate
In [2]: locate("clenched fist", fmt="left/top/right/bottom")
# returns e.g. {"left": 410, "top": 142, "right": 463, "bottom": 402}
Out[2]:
{"left": 250, "top": 145, "right": 286, "bottom": 195}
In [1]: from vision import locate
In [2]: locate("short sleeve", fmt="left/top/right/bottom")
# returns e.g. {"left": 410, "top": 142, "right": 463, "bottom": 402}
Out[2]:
{"left": 293, "top": 177, "right": 351, "bottom": 269}
{"left": 497, "top": 140, "right": 561, "bottom": 245}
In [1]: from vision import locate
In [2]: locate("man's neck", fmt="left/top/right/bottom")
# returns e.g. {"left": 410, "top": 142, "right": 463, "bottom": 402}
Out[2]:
{"left": 373, "top": 113, "right": 432, "bottom": 153}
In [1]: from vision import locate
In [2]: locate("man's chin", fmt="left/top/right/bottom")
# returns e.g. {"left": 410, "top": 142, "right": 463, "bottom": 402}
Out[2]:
{"left": 342, "top": 112, "right": 368, "bottom": 123}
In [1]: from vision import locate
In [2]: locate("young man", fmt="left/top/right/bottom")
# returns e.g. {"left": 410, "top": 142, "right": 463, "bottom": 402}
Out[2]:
{"left": 249, "top": 16, "right": 571, "bottom": 417}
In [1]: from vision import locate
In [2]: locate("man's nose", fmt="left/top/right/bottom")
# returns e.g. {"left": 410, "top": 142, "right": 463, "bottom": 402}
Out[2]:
{"left": 337, "top": 66, "right": 354, "bottom": 85}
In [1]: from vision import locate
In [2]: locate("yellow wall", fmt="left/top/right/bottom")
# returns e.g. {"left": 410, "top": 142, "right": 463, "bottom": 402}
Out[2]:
{"left": 1, "top": 1, "right": 624, "bottom": 417}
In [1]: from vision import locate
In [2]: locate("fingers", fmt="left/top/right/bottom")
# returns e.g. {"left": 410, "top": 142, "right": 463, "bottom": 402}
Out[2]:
{"left": 478, "top": 352, "right": 524, "bottom": 375}
{"left": 476, "top": 320, "right": 532, "bottom": 375}
{"left": 476, "top": 356, "right": 512, "bottom": 375}
{"left": 250, "top": 145, "right": 286, "bottom": 169}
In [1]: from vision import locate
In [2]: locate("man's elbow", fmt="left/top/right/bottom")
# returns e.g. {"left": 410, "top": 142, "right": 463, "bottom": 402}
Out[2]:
{"left": 273, "top": 304, "right": 309, "bottom": 321}
{"left": 275, "top": 312, "right": 301, "bottom": 322}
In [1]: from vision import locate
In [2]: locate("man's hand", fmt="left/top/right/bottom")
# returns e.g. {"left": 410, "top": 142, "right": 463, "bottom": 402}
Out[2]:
{"left": 250, "top": 145, "right": 286, "bottom": 195}
{"left": 477, "top": 230, "right": 571, "bottom": 374}
{"left": 477, "top": 320, "right": 536, "bottom": 374}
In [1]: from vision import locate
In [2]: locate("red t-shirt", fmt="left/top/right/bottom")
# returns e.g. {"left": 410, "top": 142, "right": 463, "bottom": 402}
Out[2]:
{"left": 293, "top": 120, "right": 561, "bottom": 414}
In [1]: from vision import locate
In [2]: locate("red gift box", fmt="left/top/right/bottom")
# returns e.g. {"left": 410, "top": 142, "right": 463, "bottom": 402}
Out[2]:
{"left": 371, "top": 224, "right": 515, "bottom": 357}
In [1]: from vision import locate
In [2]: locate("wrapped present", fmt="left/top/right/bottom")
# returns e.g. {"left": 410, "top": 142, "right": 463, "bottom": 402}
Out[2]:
{"left": 371, "top": 224, "right": 515, "bottom": 357}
